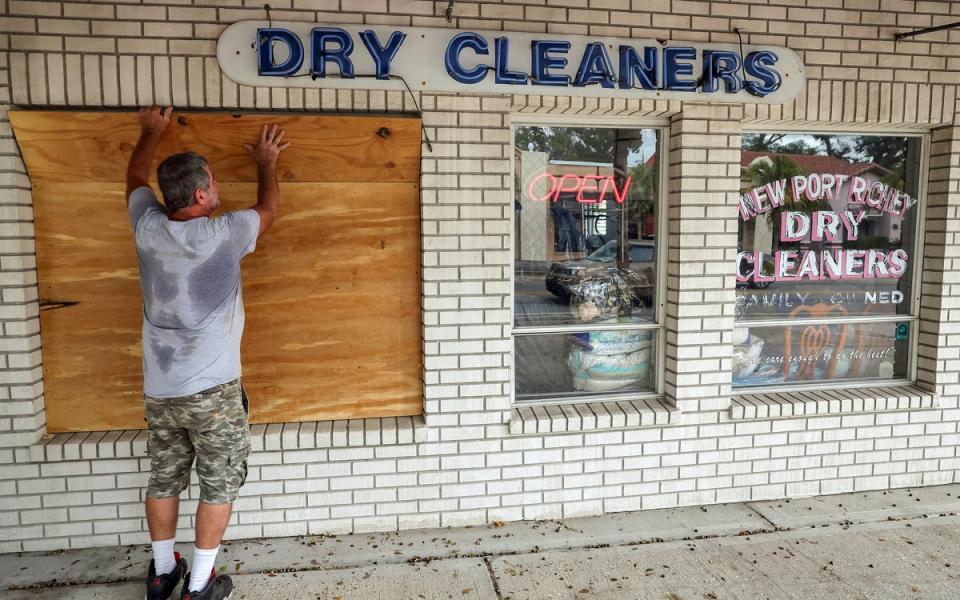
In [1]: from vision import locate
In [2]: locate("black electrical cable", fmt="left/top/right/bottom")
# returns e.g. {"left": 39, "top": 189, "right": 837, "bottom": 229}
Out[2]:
{"left": 895, "top": 20, "right": 960, "bottom": 40}
{"left": 395, "top": 74, "right": 433, "bottom": 153}
{"left": 734, "top": 27, "right": 765, "bottom": 98}
{"left": 255, "top": 5, "right": 275, "bottom": 66}
{"left": 279, "top": 72, "right": 434, "bottom": 152}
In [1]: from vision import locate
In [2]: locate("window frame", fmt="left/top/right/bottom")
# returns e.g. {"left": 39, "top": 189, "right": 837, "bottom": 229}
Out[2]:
{"left": 734, "top": 127, "right": 930, "bottom": 394}
{"left": 509, "top": 116, "right": 670, "bottom": 406}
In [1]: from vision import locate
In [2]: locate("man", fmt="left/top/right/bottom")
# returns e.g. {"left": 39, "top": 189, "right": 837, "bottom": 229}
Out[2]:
{"left": 126, "top": 106, "right": 289, "bottom": 600}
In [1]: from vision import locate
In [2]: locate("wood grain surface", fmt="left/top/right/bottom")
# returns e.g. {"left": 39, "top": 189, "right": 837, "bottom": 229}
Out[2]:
{"left": 10, "top": 111, "right": 421, "bottom": 184}
{"left": 225, "top": 182, "right": 424, "bottom": 424}
{"left": 15, "top": 111, "right": 423, "bottom": 432}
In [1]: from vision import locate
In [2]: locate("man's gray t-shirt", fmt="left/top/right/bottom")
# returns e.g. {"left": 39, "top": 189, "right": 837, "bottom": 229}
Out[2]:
{"left": 128, "top": 186, "right": 260, "bottom": 398}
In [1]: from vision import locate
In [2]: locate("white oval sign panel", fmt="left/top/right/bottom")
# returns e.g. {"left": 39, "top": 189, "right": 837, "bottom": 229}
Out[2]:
{"left": 217, "top": 21, "right": 805, "bottom": 104}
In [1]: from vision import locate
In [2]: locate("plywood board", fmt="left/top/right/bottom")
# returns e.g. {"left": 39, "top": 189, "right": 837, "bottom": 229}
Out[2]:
{"left": 32, "top": 184, "right": 146, "bottom": 432}
{"left": 225, "top": 182, "right": 423, "bottom": 424}
{"left": 14, "top": 111, "right": 423, "bottom": 432}
{"left": 10, "top": 111, "right": 421, "bottom": 184}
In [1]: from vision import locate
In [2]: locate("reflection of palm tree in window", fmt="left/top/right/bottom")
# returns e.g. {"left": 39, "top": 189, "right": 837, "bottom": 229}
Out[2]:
{"left": 628, "top": 161, "right": 657, "bottom": 238}
{"left": 741, "top": 155, "right": 831, "bottom": 255}
{"left": 880, "top": 164, "right": 905, "bottom": 192}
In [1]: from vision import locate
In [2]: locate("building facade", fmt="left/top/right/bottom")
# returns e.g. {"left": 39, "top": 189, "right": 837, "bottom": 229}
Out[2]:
{"left": 1, "top": 0, "right": 960, "bottom": 552}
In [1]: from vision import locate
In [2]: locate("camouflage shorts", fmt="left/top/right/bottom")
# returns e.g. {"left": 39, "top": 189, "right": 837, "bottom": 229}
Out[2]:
{"left": 145, "top": 379, "right": 250, "bottom": 504}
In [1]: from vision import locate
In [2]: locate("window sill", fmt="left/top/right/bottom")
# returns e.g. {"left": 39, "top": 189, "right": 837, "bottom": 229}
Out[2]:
{"left": 509, "top": 397, "right": 680, "bottom": 435}
{"left": 729, "top": 385, "right": 937, "bottom": 420}
{"left": 30, "top": 416, "right": 429, "bottom": 462}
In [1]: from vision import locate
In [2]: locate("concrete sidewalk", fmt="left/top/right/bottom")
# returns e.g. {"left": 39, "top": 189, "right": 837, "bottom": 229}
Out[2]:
{"left": 3, "top": 484, "right": 959, "bottom": 599}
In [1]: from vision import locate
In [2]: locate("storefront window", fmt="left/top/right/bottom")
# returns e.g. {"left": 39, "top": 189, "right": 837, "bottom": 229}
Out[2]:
{"left": 513, "top": 125, "right": 662, "bottom": 403}
{"left": 734, "top": 133, "right": 923, "bottom": 389}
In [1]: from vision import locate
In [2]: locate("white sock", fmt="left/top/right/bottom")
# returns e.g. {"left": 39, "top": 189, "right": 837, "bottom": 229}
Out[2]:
{"left": 189, "top": 545, "right": 220, "bottom": 592}
{"left": 151, "top": 538, "right": 177, "bottom": 576}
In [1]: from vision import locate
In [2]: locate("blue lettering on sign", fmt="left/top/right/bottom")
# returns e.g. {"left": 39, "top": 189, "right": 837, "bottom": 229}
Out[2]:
{"left": 531, "top": 40, "right": 571, "bottom": 86}
{"left": 574, "top": 42, "right": 615, "bottom": 88}
{"left": 744, "top": 50, "right": 782, "bottom": 95}
{"left": 663, "top": 47, "right": 697, "bottom": 91}
{"left": 702, "top": 50, "right": 743, "bottom": 93}
{"left": 358, "top": 30, "right": 406, "bottom": 80}
{"left": 311, "top": 27, "right": 354, "bottom": 78}
{"left": 257, "top": 28, "right": 304, "bottom": 77}
{"left": 494, "top": 37, "right": 527, "bottom": 85}
{"left": 445, "top": 32, "right": 489, "bottom": 84}
{"left": 251, "top": 28, "right": 789, "bottom": 98}
{"left": 618, "top": 46, "right": 658, "bottom": 90}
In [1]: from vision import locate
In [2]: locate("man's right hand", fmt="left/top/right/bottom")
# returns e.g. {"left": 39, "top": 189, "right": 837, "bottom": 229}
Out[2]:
{"left": 138, "top": 106, "right": 172, "bottom": 138}
{"left": 244, "top": 124, "right": 290, "bottom": 166}
{"left": 244, "top": 124, "right": 289, "bottom": 238}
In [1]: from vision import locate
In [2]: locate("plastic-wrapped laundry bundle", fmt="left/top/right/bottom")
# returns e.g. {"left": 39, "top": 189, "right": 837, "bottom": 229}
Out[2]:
{"left": 567, "top": 266, "right": 652, "bottom": 321}
{"left": 575, "top": 327, "right": 652, "bottom": 355}
{"left": 732, "top": 328, "right": 765, "bottom": 379}
{"left": 572, "top": 375, "right": 643, "bottom": 393}
{"left": 569, "top": 346, "right": 651, "bottom": 379}
{"left": 569, "top": 325, "right": 654, "bottom": 393}
{"left": 733, "top": 326, "right": 750, "bottom": 346}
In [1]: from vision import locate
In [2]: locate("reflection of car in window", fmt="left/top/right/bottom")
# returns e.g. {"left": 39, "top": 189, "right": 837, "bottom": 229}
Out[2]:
{"left": 582, "top": 240, "right": 655, "bottom": 264}
{"left": 545, "top": 240, "right": 655, "bottom": 312}
{"left": 736, "top": 251, "right": 775, "bottom": 289}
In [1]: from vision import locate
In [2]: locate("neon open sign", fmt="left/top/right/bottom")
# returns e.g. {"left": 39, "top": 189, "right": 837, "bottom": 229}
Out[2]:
{"left": 527, "top": 174, "right": 632, "bottom": 204}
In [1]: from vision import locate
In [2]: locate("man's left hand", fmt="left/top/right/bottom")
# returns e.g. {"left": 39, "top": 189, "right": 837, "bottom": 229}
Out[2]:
{"left": 139, "top": 106, "right": 173, "bottom": 137}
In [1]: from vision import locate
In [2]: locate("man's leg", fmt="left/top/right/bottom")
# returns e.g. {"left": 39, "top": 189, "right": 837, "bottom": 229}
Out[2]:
{"left": 144, "top": 395, "right": 194, "bottom": 582}
{"left": 189, "top": 501, "right": 233, "bottom": 593}
{"left": 187, "top": 380, "right": 250, "bottom": 593}
{"left": 146, "top": 496, "right": 181, "bottom": 582}
{"left": 195, "top": 502, "right": 232, "bottom": 548}
{"left": 146, "top": 496, "right": 180, "bottom": 540}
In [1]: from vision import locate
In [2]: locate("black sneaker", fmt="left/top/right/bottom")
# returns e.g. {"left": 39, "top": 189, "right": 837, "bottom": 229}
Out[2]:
{"left": 180, "top": 570, "right": 234, "bottom": 600}
{"left": 146, "top": 551, "right": 187, "bottom": 600}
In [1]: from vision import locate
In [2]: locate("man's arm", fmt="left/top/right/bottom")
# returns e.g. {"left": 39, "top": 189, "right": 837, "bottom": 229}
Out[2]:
{"left": 125, "top": 106, "right": 172, "bottom": 202}
{"left": 243, "top": 124, "right": 290, "bottom": 237}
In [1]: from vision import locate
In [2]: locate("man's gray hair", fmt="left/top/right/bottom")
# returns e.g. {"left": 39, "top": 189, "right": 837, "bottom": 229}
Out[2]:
{"left": 156, "top": 152, "right": 210, "bottom": 213}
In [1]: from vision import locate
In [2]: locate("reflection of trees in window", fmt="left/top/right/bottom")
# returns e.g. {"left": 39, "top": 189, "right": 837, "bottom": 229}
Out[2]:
{"left": 742, "top": 133, "right": 820, "bottom": 155}
{"left": 855, "top": 136, "right": 908, "bottom": 189}
{"left": 854, "top": 136, "right": 907, "bottom": 169}
{"left": 812, "top": 135, "right": 854, "bottom": 160}
{"left": 628, "top": 161, "right": 656, "bottom": 237}
{"left": 745, "top": 133, "right": 854, "bottom": 158}
{"left": 515, "top": 127, "right": 615, "bottom": 163}
{"left": 742, "top": 133, "right": 787, "bottom": 151}
{"left": 742, "top": 133, "right": 909, "bottom": 174}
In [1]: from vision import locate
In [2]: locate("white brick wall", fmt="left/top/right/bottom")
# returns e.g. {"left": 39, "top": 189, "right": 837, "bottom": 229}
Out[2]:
{"left": 666, "top": 103, "right": 740, "bottom": 410}
{"left": 0, "top": 0, "right": 959, "bottom": 552}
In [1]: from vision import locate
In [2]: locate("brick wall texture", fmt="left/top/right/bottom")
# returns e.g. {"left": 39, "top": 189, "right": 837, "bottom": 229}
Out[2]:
{"left": 1, "top": 0, "right": 960, "bottom": 551}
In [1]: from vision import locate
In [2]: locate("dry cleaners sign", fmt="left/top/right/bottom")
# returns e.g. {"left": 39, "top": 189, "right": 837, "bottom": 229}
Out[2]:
{"left": 217, "top": 22, "right": 804, "bottom": 103}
